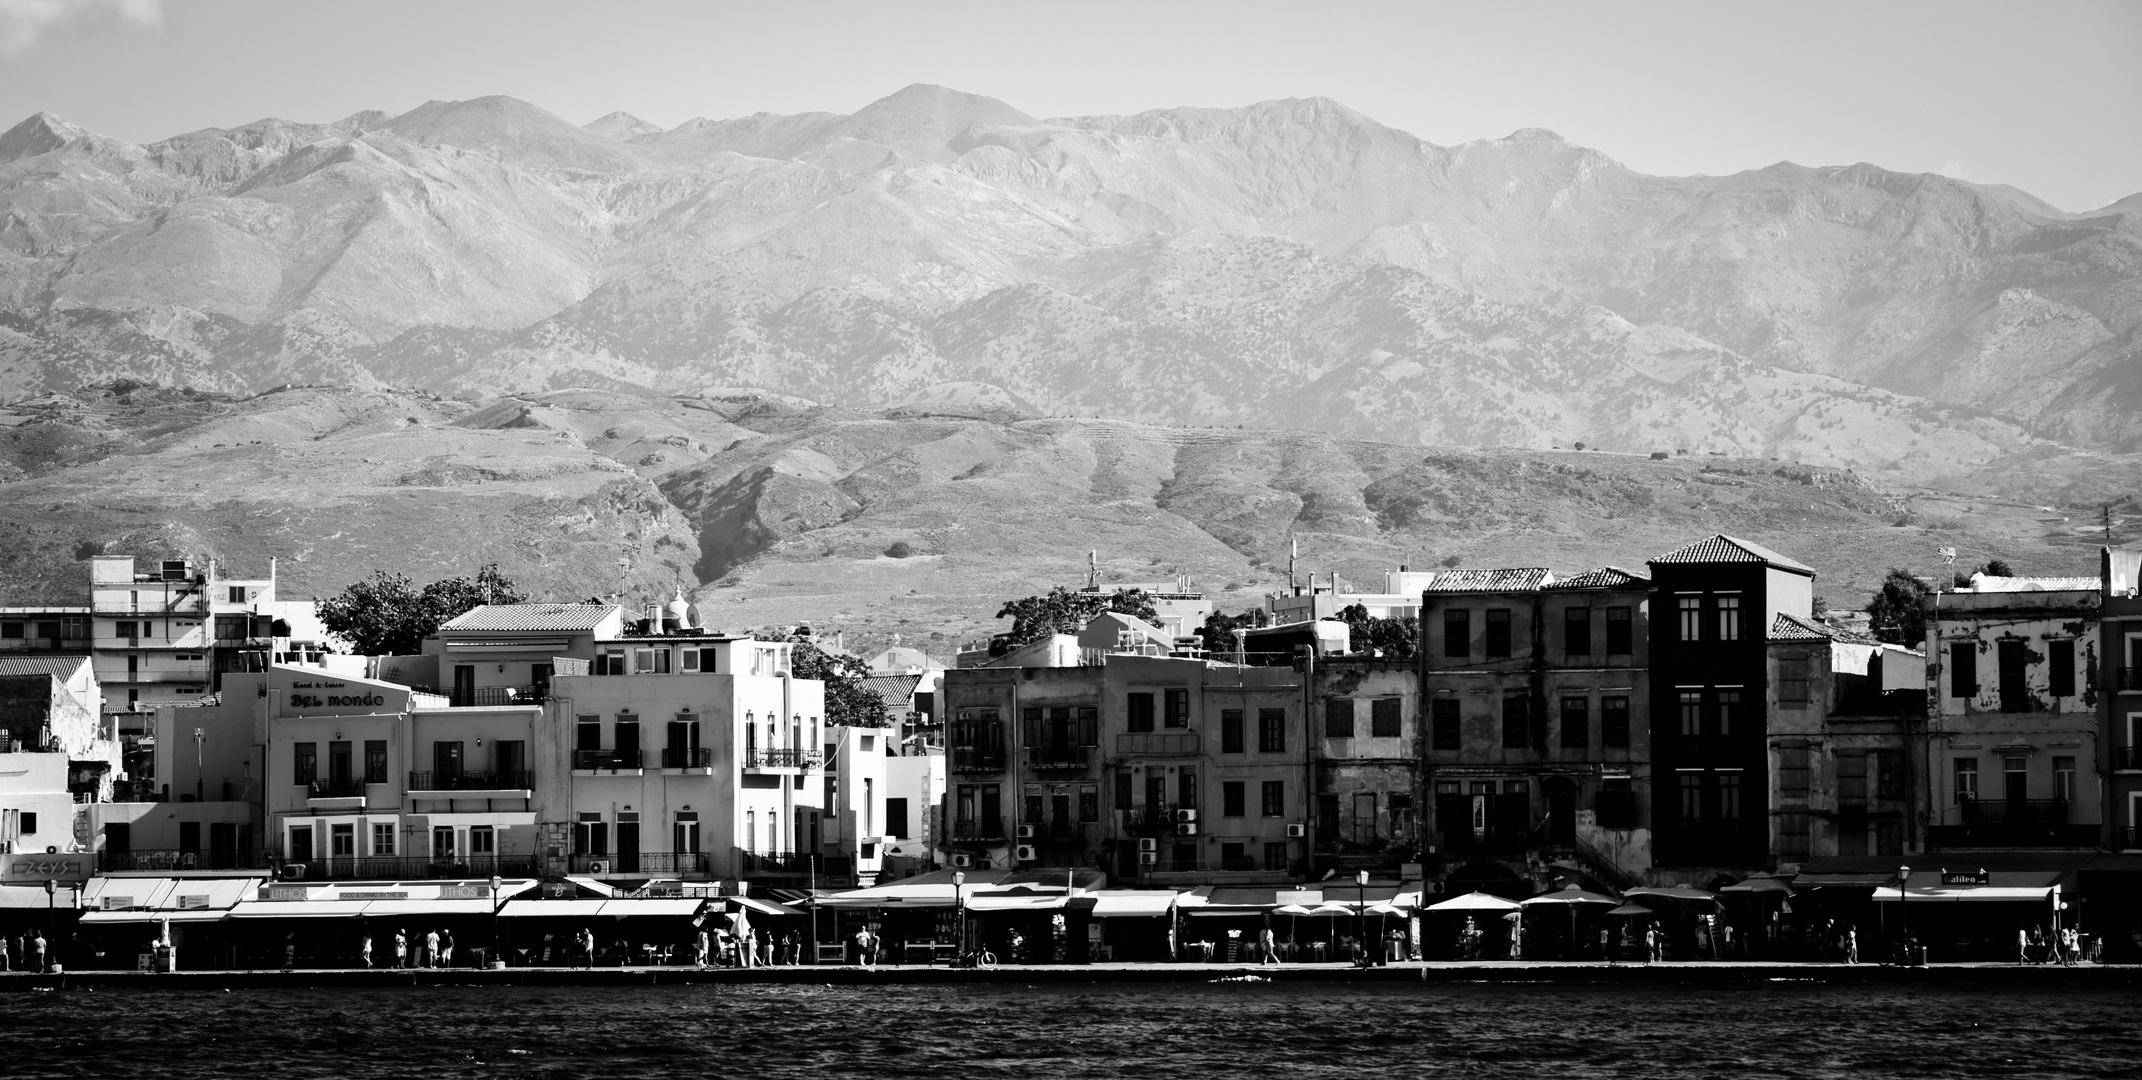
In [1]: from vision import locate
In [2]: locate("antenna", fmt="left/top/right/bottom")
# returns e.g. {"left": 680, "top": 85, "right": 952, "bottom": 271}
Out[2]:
{"left": 1088, "top": 549, "right": 1099, "bottom": 591}
{"left": 1938, "top": 547, "right": 1957, "bottom": 566}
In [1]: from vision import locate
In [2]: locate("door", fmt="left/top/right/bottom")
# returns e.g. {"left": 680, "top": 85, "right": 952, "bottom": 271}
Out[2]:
{"left": 494, "top": 740, "right": 526, "bottom": 788}
{"left": 433, "top": 741, "right": 464, "bottom": 786}
{"left": 209, "top": 822, "right": 236, "bottom": 870}
{"left": 330, "top": 823, "right": 355, "bottom": 873}
{"left": 673, "top": 814, "right": 699, "bottom": 873}
{"left": 288, "top": 825, "right": 313, "bottom": 864}
{"left": 1998, "top": 640, "right": 2029, "bottom": 712}
{"left": 433, "top": 826, "right": 457, "bottom": 867}
{"left": 1352, "top": 792, "right": 1377, "bottom": 845}
{"left": 2004, "top": 756, "right": 2030, "bottom": 812}
{"left": 1051, "top": 792, "right": 1071, "bottom": 841}
{"left": 179, "top": 821, "right": 201, "bottom": 866}
{"left": 616, "top": 818, "right": 640, "bottom": 873}
{"left": 1545, "top": 777, "right": 1577, "bottom": 846}
{"left": 530, "top": 663, "right": 553, "bottom": 702}
{"left": 105, "top": 822, "right": 131, "bottom": 861}
{"left": 329, "top": 741, "right": 353, "bottom": 794}
{"left": 452, "top": 664, "right": 476, "bottom": 707}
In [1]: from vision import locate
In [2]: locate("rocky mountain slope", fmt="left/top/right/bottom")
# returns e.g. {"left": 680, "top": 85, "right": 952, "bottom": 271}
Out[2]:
{"left": 0, "top": 86, "right": 2134, "bottom": 469}
{"left": 1, "top": 385, "right": 2126, "bottom": 654}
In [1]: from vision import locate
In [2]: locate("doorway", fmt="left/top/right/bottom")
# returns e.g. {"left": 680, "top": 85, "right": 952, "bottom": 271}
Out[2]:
{"left": 1545, "top": 776, "right": 1577, "bottom": 846}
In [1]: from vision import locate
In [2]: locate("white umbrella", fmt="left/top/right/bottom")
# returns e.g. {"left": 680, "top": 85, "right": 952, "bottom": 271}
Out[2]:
{"left": 1426, "top": 890, "right": 1522, "bottom": 913}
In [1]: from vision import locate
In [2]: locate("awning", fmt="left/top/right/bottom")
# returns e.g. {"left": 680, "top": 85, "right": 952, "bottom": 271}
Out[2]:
{"left": 564, "top": 876, "right": 619, "bottom": 898}
{"left": 1089, "top": 891, "right": 1178, "bottom": 917}
{"left": 79, "top": 909, "right": 229, "bottom": 925}
{"left": 501, "top": 898, "right": 608, "bottom": 918}
{"left": 966, "top": 894, "right": 1066, "bottom": 912}
{"left": 0, "top": 885, "right": 80, "bottom": 909}
{"left": 359, "top": 898, "right": 499, "bottom": 917}
{"left": 725, "top": 896, "right": 803, "bottom": 918}
{"left": 1874, "top": 886, "right": 2057, "bottom": 903}
{"left": 600, "top": 898, "right": 705, "bottom": 918}
{"left": 1792, "top": 872, "right": 1890, "bottom": 887}
{"left": 1425, "top": 890, "right": 1522, "bottom": 913}
{"left": 228, "top": 899, "right": 375, "bottom": 918}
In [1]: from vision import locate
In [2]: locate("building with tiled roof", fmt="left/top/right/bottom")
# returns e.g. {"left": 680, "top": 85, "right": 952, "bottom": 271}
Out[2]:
{"left": 1543, "top": 567, "right": 1650, "bottom": 591}
{"left": 439, "top": 604, "right": 622, "bottom": 633}
{"left": 1423, "top": 568, "right": 1554, "bottom": 593}
{"left": 1952, "top": 574, "right": 2101, "bottom": 594}
{"left": 1649, "top": 534, "right": 1816, "bottom": 576}
{"left": 425, "top": 603, "right": 625, "bottom": 704}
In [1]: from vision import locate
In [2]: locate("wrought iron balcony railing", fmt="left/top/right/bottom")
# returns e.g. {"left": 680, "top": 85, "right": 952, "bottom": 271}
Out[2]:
{"left": 573, "top": 748, "right": 643, "bottom": 770}
{"left": 407, "top": 770, "right": 533, "bottom": 792}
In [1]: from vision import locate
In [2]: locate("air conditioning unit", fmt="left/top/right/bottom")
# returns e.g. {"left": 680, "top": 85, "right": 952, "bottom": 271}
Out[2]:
{"left": 950, "top": 853, "right": 972, "bottom": 869}
{"left": 1137, "top": 838, "right": 1158, "bottom": 852}
{"left": 1015, "top": 845, "right": 1037, "bottom": 862}
{"left": 1016, "top": 824, "right": 1036, "bottom": 839}
{"left": 1175, "top": 809, "right": 1198, "bottom": 823}
{"left": 1175, "top": 823, "right": 1198, "bottom": 837}
{"left": 1138, "top": 851, "right": 1158, "bottom": 866}
{"left": 1286, "top": 824, "right": 1306, "bottom": 838}
{"left": 278, "top": 862, "right": 307, "bottom": 881}
{"left": 588, "top": 859, "right": 610, "bottom": 876}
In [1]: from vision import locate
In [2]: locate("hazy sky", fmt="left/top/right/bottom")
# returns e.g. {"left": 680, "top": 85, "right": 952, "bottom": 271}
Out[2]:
{"left": 2, "top": 0, "right": 2137, "bottom": 211}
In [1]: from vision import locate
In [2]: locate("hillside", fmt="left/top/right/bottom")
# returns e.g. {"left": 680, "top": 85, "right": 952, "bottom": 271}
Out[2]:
{"left": 0, "top": 85, "right": 2133, "bottom": 467}
{"left": 0, "top": 385, "right": 2128, "bottom": 655}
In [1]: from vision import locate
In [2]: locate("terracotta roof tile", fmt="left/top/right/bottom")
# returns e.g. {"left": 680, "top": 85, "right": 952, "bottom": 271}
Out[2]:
{"left": 0, "top": 656, "right": 93, "bottom": 680}
{"left": 439, "top": 604, "right": 620, "bottom": 633}
{"left": 1542, "top": 566, "right": 1649, "bottom": 591}
{"left": 1422, "top": 568, "right": 1553, "bottom": 593}
{"left": 1649, "top": 534, "right": 1815, "bottom": 575}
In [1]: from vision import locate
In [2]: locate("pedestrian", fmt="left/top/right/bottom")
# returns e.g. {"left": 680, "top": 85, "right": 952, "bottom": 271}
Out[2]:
{"left": 360, "top": 932, "right": 373, "bottom": 969}
{"left": 2059, "top": 927, "right": 2077, "bottom": 967}
{"left": 1259, "top": 923, "right": 1279, "bottom": 966}
{"left": 583, "top": 928, "right": 596, "bottom": 968}
{"left": 439, "top": 928, "right": 454, "bottom": 968}
{"left": 1844, "top": 926, "right": 1858, "bottom": 965}
{"left": 28, "top": 931, "right": 45, "bottom": 973}
{"left": 0, "top": 933, "right": 10, "bottom": 971}
{"left": 1643, "top": 925, "right": 1658, "bottom": 963}
{"left": 282, "top": 932, "right": 295, "bottom": 970}
{"left": 780, "top": 932, "right": 795, "bottom": 965}
{"left": 394, "top": 929, "right": 408, "bottom": 969}
{"left": 424, "top": 928, "right": 440, "bottom": 968}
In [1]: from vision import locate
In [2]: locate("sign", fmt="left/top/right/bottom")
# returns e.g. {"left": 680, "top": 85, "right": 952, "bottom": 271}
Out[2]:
{"left": 177, "top": 895, "right": 210, "bottom": 910}
{"left": 265, "top": 885, "right": 311, "bottom": 901}
{"left": 3, "top": 852, "right": 92, "bottom": 885}
{"left": 102, "top": 896, "right": 136, "bottom": 910}
{"left": 341, "top": 890, "right": 411, "bottom": 901}
{"left": 439, "top": 885, "right": 490, "bottom": 900}
{"left": 1941, "top": 869, "right": 1990, "bottom": 887}
{"left": 288, "top": 691, "right": 386, "bottom": 709}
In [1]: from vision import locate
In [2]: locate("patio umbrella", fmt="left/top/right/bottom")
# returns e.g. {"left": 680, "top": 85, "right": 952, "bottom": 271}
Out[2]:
{"left": 1520, "top": 885, "right": 1620, "bottom": 958}
{"left": 1624, "top": 886, "right": 1720, "bottom": 905}
{"left": 1606, "top": 902, "right": 1653, "bottom": 918}
{"left": 1720, "top": 873, "right": 1794, "bottom": 896}
{"left": 1425, "top": 890, "right": 1522, "bottom": 913}
{"left": 1274, "top": 904, "right": 1315, "bottom": 916}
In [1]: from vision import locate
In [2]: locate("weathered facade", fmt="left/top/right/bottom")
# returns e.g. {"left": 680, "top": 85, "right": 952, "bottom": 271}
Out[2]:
{"left": 1418, "top": 566, "right": 1653, "bottom": 894}
{"left": 1311, "top": 657, "right": 1420, "bottom": 878}
{"left": 2105, "top": 548, "right": 2142, "bottom": 852}
{"left": 1764, "top": 614, "right": 1926, "bottom": 867}
{"left": 1923, "top": 575, "right": 2101, "bottom": 851}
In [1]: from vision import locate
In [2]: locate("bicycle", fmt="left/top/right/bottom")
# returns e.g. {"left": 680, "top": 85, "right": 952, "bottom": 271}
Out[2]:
{"left": 952, "top": 948, "right": 997, "bottom": 969}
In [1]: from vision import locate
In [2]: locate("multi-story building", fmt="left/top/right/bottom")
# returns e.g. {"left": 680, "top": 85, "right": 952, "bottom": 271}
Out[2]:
{"left": 1311, "top": 656, "right": 1420, "bottom": 879}
{"left": 1269, "top": 567, "right": 1439, "bottom": 624}
{"left": 413, "top": 602, "right": 624, "bottom": 703}
{"left": 940, "top": 648, "right": 1307, "bottom": 885}
{"left": 1648, "top": 536, "right": 1814, "bottom": 875}
{"left": 1923, "top": 572, "right": 2102, "bottom": 851}
{"left": 1764, "top": 614, "right": 1926, "bottom": 867}
{"left": 1418, "top": 566, "right": 1653, "bottom": 892}
{"left": 821, "top": 723, "right": 890, "bottom": 887}
{"left": 539, "top": 625, "right": 826, "bottom": 887}
{"left": 2106, "top": 547, "right": 2142, "bottom": 853}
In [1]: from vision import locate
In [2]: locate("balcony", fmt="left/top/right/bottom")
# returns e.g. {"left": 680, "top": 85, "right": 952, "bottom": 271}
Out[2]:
{"left": 407, "top": 770, "right": 533, "bottom": 797}
{"left": 743, "top": 748, "right": 818, "bottom": 772}
{"left": 573, "top": 748, "right": 643, "bottom": 772}
{"left": 446, "top": 686, "right": 547, "bottom": 708}
{"left": 306, "top": 778, "right": 367, "bottom": 807}
{"left": 99, "top": 850, "right": 250, "bottom": 872}
{"left": 1116, "top": 732, "right": 1198, "bottom": 756}
{"left": 1016, "top": 821, "right": 1094, "bottom": 843}
{"left": 1931, "top": 797, "right": 2095, "bottom": 849}
{"left": 568, "top": 852, "right": 709, "bottom": 876}
{"left": 1958, "top": 796, "right": 2069, "bottom": 824}
{"left": 1220, "top": 856, "right": 1258, "bottom": 872}
{"left": 659, "top": 747, "right": 714, "bottom": 770}
{"left": 952, "top": 816, "right": 1005, "bottom": 842}
{"left": 283, "top": 855, "right": 536, "bottom": 882}
{"left": 738, "top": 850, "right": 813, "bottom": 876}
{"left": 950, "top": 747, "right": 1005, "bottom": 773}
{"left": 1023, "top": 745, "right": 1095, "bottom": 771}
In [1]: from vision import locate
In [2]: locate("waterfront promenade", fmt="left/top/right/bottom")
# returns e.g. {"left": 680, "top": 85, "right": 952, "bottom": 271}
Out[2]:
{"left": 1, "top": 960, "right": 2135, "bottom": 989}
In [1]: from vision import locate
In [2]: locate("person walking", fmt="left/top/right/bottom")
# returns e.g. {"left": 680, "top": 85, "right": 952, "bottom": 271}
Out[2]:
{"left": 1642, "top": 926, "right": 1658, "bottom": 964}
{"left": 394, "top": 929, "right": 408, "bottom": 969}
{"left": 439, "top": 928, "right": 454, "bottom": 968}
{"left": 27, "top": 931, "right": 44, "bottom": 974}
{"left": 360, "top": 932, "right": 373, "bottom": 969}
{"left": 1844, "top": 926, "right": 1858, "bottom": 965}
{"left": 424, "top": 928, "right": 440, "bottom": 968}
{"left": 1259, "top": 924, "right": 1279, "bottom": 966}
{"left": 0, "top": 933, "right": 10, "bottom": 972}
{"left": 582, "top": 928, "right": 596, "bottom": 968}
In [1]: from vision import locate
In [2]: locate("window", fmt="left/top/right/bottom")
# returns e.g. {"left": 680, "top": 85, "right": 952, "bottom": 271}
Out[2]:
{"left": 1115, "top": 769, "right": 1132, "bottom": 810}
{"left": 1605, "top": 607, "right": 1633, "bottom": 655}
{"left": 1559, "top": 696, "right": 1588, "bottom": 749}
{"left": 1223, "top": 781, "right": 1246, "bottom": 817}
{"left": 1164, "top": 688, "right": 1190, "bottom": 728}
{"left": 1872, "top": 751, "right": 1903, "bottom": 800}
{"left": 1954, "top": 757, "right": 1978, "bottom": 804}
{"left": 470, "top": 825, "right": 495, "bottom": 855}
{"left": 597, "top": 652, "right": 625, "bottom": 676}
{"left": 1258, "top": 708, "right": 1286, "bottom": 753}
{"left": 1431, "top": 699, "right": 1460, "bottom": 751}
{"left": 1949, "top": 642, "right": 1976, "bottom": 698}
{"left": 1178, "top": 768, "right": 1197, "bottom": 812}
{"left": 576, "top": 812, "right": 607, "bottom": 856}
{"left": 1325, "top": 698, "right": 1355, "bottom": 738}
{"left": 1443, "top": 609, "right": 1470, "bottom": 658}
{"left": 371, "top": 822, "right": 395, "bottom": 855}
{"left": 1596, "top": 776, "right": 1636, "bottom": 829}
{"left": 432, "top": 740, "right": 464, "bottom": 780}
{"left": 19, "top": 811, "right": 36, "bottom": 836}
{"left": 1221, "top": 842, "right": 1247, "bottom": 870}
{"left": 1717, "top": 772, "right": 1742, "bottom": 824}
{"left": 115, "top": 619, "right": 137, "bottom": 640}
{"left": 293, "top": 742, "right": 317, "bottom": 785}
{"left": 576, "top": 716, "right": 601, "bottom": 752}
{"left": 2049, "top": 639, "right": 2075, "bottom": 697}
{"left": 1601, "top": 696, "right": 1629, "bottom": 749}
{"left": 1126, "top": 693, "right": 1155, "bottom": 733}
{"left": 1678, "top": 691, "right": 1702, "bottom": 736}
{"left": 1778, "top": 810, "right": 1810, "bottom": 859}
{"left": 1564, "top": 606, "right": 1591, "bottom": 657}
{"left": 1778, "top": 653, "right": 1811, "bottom": 707}
{"left": 1261, "top": 780, "right": 1285, "bottom": 817}
{"left": 1716, "top": 690, "right": 1741, "bottom": 736}
{"left": 1717, "top": 595, "right": 1742, "bottom": 641}
{"left": 330, "top": 823, "right": 355, "bottom": 857}
{"left": 1501, "top": 691, "right": 1529, "bottom": 750}
{"left": 1778, "top": 745, "right": 1810, "bottom": 799}
{"left": 1221, "top": 709, "right": 1244, "bottom": 753}
{"left": 1370, "top": 698, "right": 1401, "bottom": 738}
{"left": 214, "top": 614, "right": 247, "bottom": 640}
{"left": 1171, "top": 843, "right": 1197, "bottom": 873}
{"left": 1998, "top": 639, "right": 2029, "bottom": 712}
{"left": 1837, "top": 750, "right": 1867, "bottom": 808}
{"left": 632, "top": 648, "right": 670, "bottom": 674}
{"left": 364, "top": 740, "right": 387, "bottom": 784}
{"left": 2054, "top": 756, "right": 2076, "bottom": 803}
{"left": 1677, "top": 596, "right": 1702, "bottom": 641}
{"left": 227, "top": 586, "right": 247, "bottom": 603}
{"left": 680, "top": 649, "right": 700, "bottom": 673}
{"left": 1079, "top": 785, "right": 1098, "bottom": 823}
{"left": 1264, "top": 842, "right": 1289, "bottom": 872}
{"left": 1485, "top": 609, "right": 1512, "bottom": 658}
{"left": 0, "top": 622, "right": 20, "bottom": 639}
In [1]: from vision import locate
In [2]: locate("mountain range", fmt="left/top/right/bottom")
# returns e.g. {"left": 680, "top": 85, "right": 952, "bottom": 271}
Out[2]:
{"left": 1, "top": 84, "right": 2137, "bottom": 476}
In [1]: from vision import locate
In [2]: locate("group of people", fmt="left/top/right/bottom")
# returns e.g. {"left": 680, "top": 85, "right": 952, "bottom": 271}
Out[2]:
{"left": 356, "top": 927, "right": 456, "bottom": 969}
{"left": 2019, "top": 925, "right": 2085, "bottom": 966}
{"left": 691, "top": 924, "right": 801, "bottom": 967}
{"left": 0, "top": 932, "right": 47, "bottom": 972}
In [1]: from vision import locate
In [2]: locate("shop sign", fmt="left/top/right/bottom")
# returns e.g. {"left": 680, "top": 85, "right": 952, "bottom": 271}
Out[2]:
{"left": 1942, "top": 869, "right": 1989, "bottom": 886}
{"left": 177, "top": 894, "right": 210, "bottom": 909}
{"left": 265, "top": 885, "right": 310, "bottom": 901}
{"left": 2, "top": 852, "right": 92, "bottom": 884}
{"left": 439, "top": 885, "right": 489, "bottom": 900}
{"left": 341, "top": 890, "right": 410, "bottom": 901}
{"left": 1276, "top": 890, "right": 1321, "bottom": 906}
{"left": 102, "top": 895, "right": 136, "bottom": 910}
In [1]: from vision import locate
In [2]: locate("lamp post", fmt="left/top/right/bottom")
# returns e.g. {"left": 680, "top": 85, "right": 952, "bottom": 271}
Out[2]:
{"left": 1354, "top": 870, "right": 1368, "bottom": 966}
{"left": 489, "top": 873, "right": 505, "bottom": 969}
{"left": 953, "top": 870, "right": 966, "bottom": 962}
{"left": 1897, "top": 864, "right": 1910, "bottom": 965}
{"left": 43, "top": 877, "right": 56, "bottom": 972}
{"left": 193, "top": 727, "right": 205, "bottom": 803}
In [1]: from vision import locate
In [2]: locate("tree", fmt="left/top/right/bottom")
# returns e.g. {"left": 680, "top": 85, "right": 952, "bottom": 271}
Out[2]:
{"left": 1865, "top": 568, "right": 1933, "bottom": 648}
{"left": 1337, "top": 603, "right": 1419, "bottom": 658}
{"left": 754, "top": 628, "right": 887, "bottom": 728}
{"left": 317, "top": 564, "right": 526, "bottom": 655}
{"left": 994, "top": 586, "right": 1159, "bottom": 648}
{"left": 1195, "top": 607, "right": 1264, "bottom": 655}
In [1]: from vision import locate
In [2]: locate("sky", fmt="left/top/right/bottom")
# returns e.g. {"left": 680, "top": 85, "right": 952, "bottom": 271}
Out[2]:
{"left": 0, "top": 0, "right": 2137, "bottom": 211}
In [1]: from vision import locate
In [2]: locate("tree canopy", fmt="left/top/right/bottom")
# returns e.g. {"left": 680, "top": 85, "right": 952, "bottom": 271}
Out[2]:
{"left": 317, "top": 564, "right": 527, "bottom": 655}
{"left": 994, "top": 586, "right": 1159, "bottom": 649}
{"left": 1337, "top": 603, "right": 1419, "bottom": 658}
{"left": 754, "top": 628, "right": 887, "bottom": 728}
{"left": 1195, "top": 607, "right": 1264, "bottom": 655}
{"left": 1865, "top": 568, "right": 1933, "bottom": 648}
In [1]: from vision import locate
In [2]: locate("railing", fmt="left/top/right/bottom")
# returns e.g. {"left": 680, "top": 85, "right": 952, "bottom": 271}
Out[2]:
{"left": 744, "top": 748, "right": 818, "bottom": 769}
{"left": 1116, "top": 732, "right": 1198, "bottom": 755}
{"left": 282, "top": 855, "right": 536, "bottom": 881}
{"left": 660, "top": 747, "right": 714, "bottom": 769}
{"left": 99, "top": 850, "right": 250, "bottom": 872}
{"left": 953, "top": 816, "right": 1005, "bottom": 841}
{"left": 1220, "top": 856, "right": 1257, "bottom": 872}
{"left": 448, "top": 686, "right": 545, "bottom": 707}
{"left": 738, "top": 850, "right": 812, "bottom": 874}
{"left": 1023, "top": 745, "right": 1095, "bottom": 770}
{"left": 307, "top": 778, "right": 366, "bottom": 799}
{"left": 1018, "top": 821, "right": 1092, "bottom": 842}
{"left": 407, "top": 770, "right": 533, "bottom": 792}
{"left": 1958, "top": 796, "right": 2069, "bottom": 824}
{"left": 568, "top": 852, "right": 704, "bottom": 875}
{"left": 950, "top": 747, "right": 1004, "bottom": 772}
{"left": 573, "top": 748, "right": 643, "bottom": 770}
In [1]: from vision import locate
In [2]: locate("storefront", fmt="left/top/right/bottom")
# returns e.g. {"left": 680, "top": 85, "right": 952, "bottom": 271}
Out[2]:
{"left": 223, "top": 878, "right": 536, "bottom": 968}
{"left": 75, "top": 874, "right": 260, "bottom": 969}
{"left": 1874, "top": 868, "right": 2078, "bottom": 962}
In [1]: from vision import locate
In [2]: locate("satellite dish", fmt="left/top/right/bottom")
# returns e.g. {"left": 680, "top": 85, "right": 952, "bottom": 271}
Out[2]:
{"left": 1938, "top": 547, "right": 1957, "bottom": 564}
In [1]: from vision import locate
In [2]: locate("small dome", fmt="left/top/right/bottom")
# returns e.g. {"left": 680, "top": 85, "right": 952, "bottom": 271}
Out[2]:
{"left": 667, "top": 586, "right": 694, "bottom": 628}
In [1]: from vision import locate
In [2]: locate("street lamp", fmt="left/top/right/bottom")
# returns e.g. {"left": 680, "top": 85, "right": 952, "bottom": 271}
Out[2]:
{"left": 1897, "top": 864, "right": 1910, "bottom": 965}
{"left": 953, "top": 870, "right": 966, "bottom": 963}
{"left": 193, "top": 728, "right": 205, "bottom": 803}
{"left": 489, "top": 873, "right": 505, "bottom": 969}
{"left": 43, "top": 878, "right": 56, "bottom": 972}
{"left": 1354, "top": 870, "right": 1368, "bottom": 967}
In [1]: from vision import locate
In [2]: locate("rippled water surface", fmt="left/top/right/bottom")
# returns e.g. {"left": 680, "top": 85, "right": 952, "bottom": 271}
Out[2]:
{"left": 6, "top": 982, "right": 2140, "bottom": 1079}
